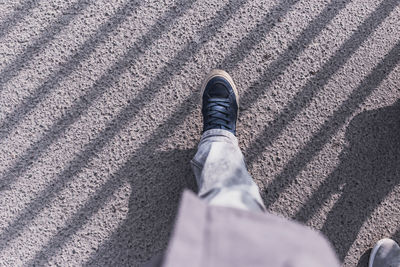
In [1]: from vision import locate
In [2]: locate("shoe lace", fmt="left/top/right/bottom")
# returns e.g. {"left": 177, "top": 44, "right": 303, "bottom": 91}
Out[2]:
{"left": 204, "top": 98, "right": 231, "bottom": 130}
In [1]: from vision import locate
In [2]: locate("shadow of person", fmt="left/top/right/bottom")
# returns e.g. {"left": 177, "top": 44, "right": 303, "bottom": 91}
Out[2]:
{"left": 84, "top": 148, "right": 196, "bottom": 266}
{"left": 295, "top": 99, "right": 400, "bottom": 262}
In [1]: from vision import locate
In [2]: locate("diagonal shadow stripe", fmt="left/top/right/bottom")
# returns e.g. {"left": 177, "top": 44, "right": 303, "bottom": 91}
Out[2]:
{"left": 0, "top": 0, "right": 306, "bottom": 260}
{"left": 26, "top": 174, "right": 125, "bottom": 265}
{"left": 243, "top": 0, "right": 399, "bottom": 192}
{"left": 0, "top": 0, "right": 142, "bottom": 141}
{"left": 0, "top": 0, "right": 251, "bottom": 253}
{"left": 225, "top": 0, "right": 351, "bottom": 96}
{"left": 0, "top": 0, "right": 41, "bottom": 39}
{"left": 0, "top": 0, "right": 93, "bottom": 88}
{"left": 0, "top": 0, "right": 197, "bottom": 189}
{"left": 292, "top": 41, "right": 400, "bottom": 223}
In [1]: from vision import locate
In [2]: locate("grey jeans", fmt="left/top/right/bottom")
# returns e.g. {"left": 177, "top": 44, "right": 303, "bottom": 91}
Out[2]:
{"left": 190, "top": 129, "right": 266, "bottom": 212}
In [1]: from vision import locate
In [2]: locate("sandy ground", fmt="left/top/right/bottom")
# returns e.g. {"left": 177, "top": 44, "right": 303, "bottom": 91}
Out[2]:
{"left": 0, "top": 0, "right": 399, "bottom": 266}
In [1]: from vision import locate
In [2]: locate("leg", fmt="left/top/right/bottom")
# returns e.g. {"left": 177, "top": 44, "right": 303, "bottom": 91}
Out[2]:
{"left": 191, "top": 129, "right": 265, "bottom": 212}
{"left": 154, "top": 70, "right": 340, "bottom": 267}
{"left": 191, "top": 70, "right": 265, "bottom": 212}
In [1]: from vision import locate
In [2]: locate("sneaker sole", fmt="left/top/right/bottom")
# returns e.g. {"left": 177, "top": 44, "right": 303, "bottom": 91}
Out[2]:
{"left": 369, "top": 238, "right": 395, "bottom": 267}
{"left": 200, "top": 69, "right": 239, "bottom": 117}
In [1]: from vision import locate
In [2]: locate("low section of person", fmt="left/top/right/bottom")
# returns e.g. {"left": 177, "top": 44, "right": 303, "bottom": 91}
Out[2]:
{"left": 145, "top": 70, "right": 340, "bottom": 267}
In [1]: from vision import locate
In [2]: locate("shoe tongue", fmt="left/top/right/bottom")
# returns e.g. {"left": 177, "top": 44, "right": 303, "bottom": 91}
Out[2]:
{"left": 209, "top": 82, "right": 229, "bottom": 98}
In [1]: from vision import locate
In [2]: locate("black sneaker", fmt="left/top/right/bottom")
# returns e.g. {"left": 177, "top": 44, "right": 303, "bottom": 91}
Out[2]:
{"left": 201, "top": 70, "right": 239, "bottom": 135}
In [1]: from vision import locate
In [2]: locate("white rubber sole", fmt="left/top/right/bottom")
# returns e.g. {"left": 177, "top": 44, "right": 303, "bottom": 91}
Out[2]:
{"left": 369, "top": 238, "right": 394, "bottom": 267}
{"left": 200, "top": 69, "right": 239, "bottom": 112}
